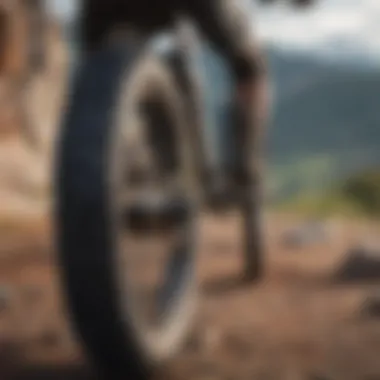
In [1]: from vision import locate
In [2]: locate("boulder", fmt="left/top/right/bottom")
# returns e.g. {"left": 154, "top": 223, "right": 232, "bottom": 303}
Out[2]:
{"left": 335, "top": 243, "right": 380, "bottom": 282}
{"left": 281, "top": 221, "right": 329, "bottom": 249}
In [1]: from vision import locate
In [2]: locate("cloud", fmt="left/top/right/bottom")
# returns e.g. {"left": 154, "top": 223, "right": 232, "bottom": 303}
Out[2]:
{"left": 45, "top": 0, "right": 77, "bottom": 21}
{"left": 254, "top": 0, "right": 380, "bottom": 60}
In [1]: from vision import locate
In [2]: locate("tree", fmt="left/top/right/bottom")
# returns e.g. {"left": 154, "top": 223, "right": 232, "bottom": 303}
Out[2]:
{"left": 341, "top": 170, "right": 380, "bottom": 216}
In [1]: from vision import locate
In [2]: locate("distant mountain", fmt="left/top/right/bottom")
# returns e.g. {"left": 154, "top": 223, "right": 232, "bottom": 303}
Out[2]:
{"left": 263, "top": 47, "right": 380, "bottom": 201}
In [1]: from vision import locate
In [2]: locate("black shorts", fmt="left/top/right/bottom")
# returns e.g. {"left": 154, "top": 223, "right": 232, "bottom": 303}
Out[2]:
{"left": 81, "top": 0, "right": 265, "bottom": 82}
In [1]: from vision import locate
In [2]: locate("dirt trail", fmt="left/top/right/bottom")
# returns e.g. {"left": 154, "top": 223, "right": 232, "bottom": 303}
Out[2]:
{"left": 1, "top": 213, "right": 380, "bottom": 380}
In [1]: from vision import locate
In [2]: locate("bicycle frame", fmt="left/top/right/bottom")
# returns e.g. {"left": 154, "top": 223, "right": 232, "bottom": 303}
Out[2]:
{"left": 60, "top": 6, "right": 237, "bottom": 187}
{"left": 155, "top": 22, "right": 237, "bottom": 181}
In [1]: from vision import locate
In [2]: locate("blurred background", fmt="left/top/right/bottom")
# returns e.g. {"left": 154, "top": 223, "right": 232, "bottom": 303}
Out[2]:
{"left": 1, "top": 1, "right": 380, "bottom": 379}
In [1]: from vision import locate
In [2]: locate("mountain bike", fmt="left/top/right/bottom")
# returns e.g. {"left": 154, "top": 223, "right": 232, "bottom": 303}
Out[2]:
{"left": 55, "top": 15, "right": 265, "bottom": 380}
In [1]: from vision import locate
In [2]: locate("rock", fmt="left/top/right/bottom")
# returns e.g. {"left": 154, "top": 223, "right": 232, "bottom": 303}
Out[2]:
{"left": 0, "top": 285, "right": 12, "bottom": 312}
{"left": 281, "top": 221, "right": 329, "bottom": 249}
{"left": 361, "top": 293, "right": 380, "bottom": 318}
{"left": 335, "top": 245, "right": 380, "bottom": 282}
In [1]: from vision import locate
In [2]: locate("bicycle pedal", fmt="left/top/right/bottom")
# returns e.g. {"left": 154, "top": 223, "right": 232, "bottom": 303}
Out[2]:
{"left": 122, "top": 196, "right": 191, "bottom": 233}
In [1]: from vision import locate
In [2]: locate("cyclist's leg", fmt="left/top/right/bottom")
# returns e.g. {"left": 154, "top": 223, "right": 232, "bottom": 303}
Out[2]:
{"left": 183, "top": 0, "right": 268, "bottom": 279}
{"left": 182, "top": 0, "right": 265, "bottom": 81}
{"left": 182, "top": 0, "right": 268, "bottom": 184}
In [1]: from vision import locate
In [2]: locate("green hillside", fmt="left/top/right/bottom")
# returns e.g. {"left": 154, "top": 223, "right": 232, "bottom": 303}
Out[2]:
{"left": 265, "top": 49, "right": 380, "bottom": 201}
{"left": 275, "top": 169, "right": 380, "bottom": 218}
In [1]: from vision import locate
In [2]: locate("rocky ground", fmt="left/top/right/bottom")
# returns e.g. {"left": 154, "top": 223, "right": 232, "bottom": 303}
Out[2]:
{"left": 1, "top": 211, "right": 380, "bottom": 380}
{"left": 0, "top": 20, "right": 68, "bottom": 222}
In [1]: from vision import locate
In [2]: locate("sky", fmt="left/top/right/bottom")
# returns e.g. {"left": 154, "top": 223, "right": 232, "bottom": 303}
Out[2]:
{"left": 46, "top": 0, "right": 380, "bottom": 62}
{"left": 254, "top": 0, "right": 380, "bottom": 62}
